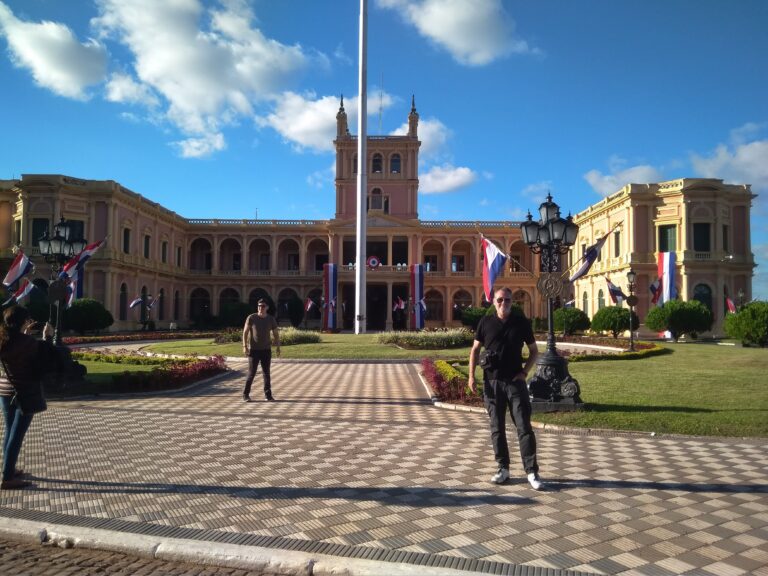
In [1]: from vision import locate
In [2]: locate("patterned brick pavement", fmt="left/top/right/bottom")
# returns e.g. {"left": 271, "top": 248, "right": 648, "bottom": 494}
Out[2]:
{"left": 1, "top": 359, "right": 767, "bottom": 575}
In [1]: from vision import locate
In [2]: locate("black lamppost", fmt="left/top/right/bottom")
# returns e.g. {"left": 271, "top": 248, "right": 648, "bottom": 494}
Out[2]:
{"left": 520, "top": 194, "right": 582, "bottom": 405}
{"left": 38, "top": 217, "right": 86, "bottom": 345}
{"left": 626, "top": 269, "right": 637, "bottom": 352}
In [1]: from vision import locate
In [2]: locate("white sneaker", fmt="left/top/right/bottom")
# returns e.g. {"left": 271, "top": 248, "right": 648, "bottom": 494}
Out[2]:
{"left": 491, "top": 468, "right": 509, "bottom": 484}
{"left": 527, "top": 472, "right": 543, "bottom": 490}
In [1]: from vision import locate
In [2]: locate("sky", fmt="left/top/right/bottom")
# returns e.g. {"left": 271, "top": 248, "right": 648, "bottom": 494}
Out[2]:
{"left": 1, "top": 0, "right": 766, "bottom": 299}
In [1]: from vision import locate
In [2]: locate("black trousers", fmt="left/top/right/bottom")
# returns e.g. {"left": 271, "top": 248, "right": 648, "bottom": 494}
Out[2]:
{"left": 243, "top": 349, "right": 272, "bottom": 397}
{"left": 483, "top": 378, "right": 538, "bottom": 474}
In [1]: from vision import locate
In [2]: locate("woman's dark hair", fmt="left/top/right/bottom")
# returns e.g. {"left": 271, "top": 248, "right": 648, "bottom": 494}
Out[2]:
{"left": 0, "top": 305, "right": 30, "bottom": 348}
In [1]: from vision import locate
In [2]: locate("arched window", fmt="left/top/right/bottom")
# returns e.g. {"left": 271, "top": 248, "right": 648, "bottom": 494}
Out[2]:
{"left": 425, "top": 290, "right": 443, "bottom": 321}
{"left": 157, "top": 288, "right": 165, "bottom": 321}
{"left": 582, "top": 291, "right": 589, "bottom": 315}
{"left": 390, "top": 153, "right": 401, "bottom": 174}
{"left": 452, "top": 290, "right": 472, "bottom": 320}
{"left": 693, "top": 283, "right": 713, "bottom": 313}
{"left": 597, "top": 289, "right": 606, "bottom": 310}
{"left": 173, "top": 290, "right": 180, "bottom": 321}
{"left": 372, "top": 153, "right": 383, "bottom": 173}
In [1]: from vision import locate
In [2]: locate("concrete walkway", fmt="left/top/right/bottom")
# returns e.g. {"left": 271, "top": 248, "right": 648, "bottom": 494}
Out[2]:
{"left": 1, "top": 359, "right": 766, "bottom": 575}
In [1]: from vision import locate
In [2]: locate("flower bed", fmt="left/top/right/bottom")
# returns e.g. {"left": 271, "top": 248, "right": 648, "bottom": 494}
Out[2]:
{"left": 421, "top": 358, "right": 483, "bottom": 406}
{"left": 108, "top": 355, "right": 228, "bottom": 393}
{"left": 63, "top": 330, "right": 220, "bottom": 345}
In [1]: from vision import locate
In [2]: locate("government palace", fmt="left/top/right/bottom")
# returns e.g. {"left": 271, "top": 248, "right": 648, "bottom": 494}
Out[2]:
{"left": 0, "top": 99, "right": 756, "bottom": 336}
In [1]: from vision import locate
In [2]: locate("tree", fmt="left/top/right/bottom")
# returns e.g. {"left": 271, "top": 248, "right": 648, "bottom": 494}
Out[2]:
{"left": 219, "top": 301, "right": 252, "bottom": 327}
{"left": 553, "top": 307, "right": 591, "bottom": 335}
{"left": 286, "top": 295, "right": 304, "bottom": 328}
{"left": 645, "top": 299, "right": 713, "bottom": 341}
{"left": 724, "top": 301, "right": 768, "bottom": 347}
{"left": 460, "top": 306, "right": 487, "bottom": 330}
{"left": 590, "top": 306, "right": 638, "bottom": 338}
{"left": 64, "top": 298, "right": 114, "bottom": 334}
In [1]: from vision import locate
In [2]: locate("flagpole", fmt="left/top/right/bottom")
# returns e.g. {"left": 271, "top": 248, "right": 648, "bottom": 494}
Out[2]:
{"left": 354, "top": 0, "right": 368, "bottom": 334}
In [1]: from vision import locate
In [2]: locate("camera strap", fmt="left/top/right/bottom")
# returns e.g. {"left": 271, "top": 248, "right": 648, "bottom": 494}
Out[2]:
{"left": 485, "top": 316, "right": 513, "bottom": 353}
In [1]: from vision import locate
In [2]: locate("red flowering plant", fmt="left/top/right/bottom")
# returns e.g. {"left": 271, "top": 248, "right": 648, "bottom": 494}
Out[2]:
{"left": 109, "top": 355, "right": 227, "bottom": 392}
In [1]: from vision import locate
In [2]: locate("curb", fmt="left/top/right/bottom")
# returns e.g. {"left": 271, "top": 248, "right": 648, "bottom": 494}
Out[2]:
{"left": 0, "top": 517, "right": 531, "bottom": 576}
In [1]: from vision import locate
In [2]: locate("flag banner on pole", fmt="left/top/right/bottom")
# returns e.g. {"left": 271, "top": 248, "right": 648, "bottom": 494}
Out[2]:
{"left": 322, "top": 263, "right": 337, "bottom": 331}
{"left": 649, "top": 277, "right": 662, "bottom": 304}
{"left": 564, "top": 299, "right": 575, "bottom": 308}
{"left": 2, "top": 278, "right": 36, "bottom": 307}
{"left": 657, "top": 251, "right": 676, "bottom": 304}
{"left": 726, "top": 297, "right": 737, "bottom": 314}
{"left": 568, "top": 233, "right": 609, "bottom": 283}
{"left": 60, "top": 238, "right": 106, "bottom": 279}
{"left": 129, "top": 296, "right": 143, "bottom": 309}
{"left": 2, "top": 250, "right": 34, "bottom": 287}
{"left": 481, "top": 236, "right": 507, "bottom": 302}
{"left": 410, "top": 263, "right": 424, "bottom": 330}
{"left": 305, "top": 298, "right": 315, "bottom": 312}
{"left": 605, "top": 277, "right": 627, "bottom": 304}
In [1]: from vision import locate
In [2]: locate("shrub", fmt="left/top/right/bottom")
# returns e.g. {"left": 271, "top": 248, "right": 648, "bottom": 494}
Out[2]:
{"left": 553, "top": 307, "right": 591, "bottom": 335}
{"left": 590, "top": 306, "right": 639, "bottom": 338}
{"left": 724, "top": 300, "right": 768, "bottom": 347}
{"left": 421, "top": 358, "right": 481, "bottom": 405}
{"left": 377, "top": 329, "right": 474, "bottom": 349}
{"left": 279, "top": 327, "right": 322, "bottom": 345}
{"left": 645, "top": 299, "right": 713, "bottom": 341}
{"left": 460, "top": 306, "right": 487, "bottom": 330}
{"left": 64, "top": 298, "right": 114, "bottom": 334}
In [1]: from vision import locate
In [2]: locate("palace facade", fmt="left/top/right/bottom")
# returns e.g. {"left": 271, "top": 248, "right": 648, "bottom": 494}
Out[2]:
{"left": 0, "top": 100, "right": 756, "bottom": 335}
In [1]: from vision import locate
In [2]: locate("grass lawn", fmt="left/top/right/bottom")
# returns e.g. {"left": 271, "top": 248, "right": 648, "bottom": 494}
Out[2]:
{"left": 142, "top": 335, "right": 767, "bottom": 437}
{"left": 146, "top": 334, "right": 472, "bottom": 361}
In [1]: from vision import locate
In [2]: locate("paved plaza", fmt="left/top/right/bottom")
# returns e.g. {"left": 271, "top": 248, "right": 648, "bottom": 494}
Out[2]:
{"left": 1, "top": 358, "right": 767, "bottom": 575}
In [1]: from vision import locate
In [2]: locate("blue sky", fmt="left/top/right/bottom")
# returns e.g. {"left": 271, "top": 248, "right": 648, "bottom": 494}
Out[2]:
{"left": 1, "top": 0, "right": 766, "bottom": 298}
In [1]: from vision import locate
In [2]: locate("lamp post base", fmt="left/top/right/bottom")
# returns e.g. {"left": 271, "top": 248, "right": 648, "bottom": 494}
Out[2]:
{"left": 527, "top": 349, "right": 582, "bottom": 407}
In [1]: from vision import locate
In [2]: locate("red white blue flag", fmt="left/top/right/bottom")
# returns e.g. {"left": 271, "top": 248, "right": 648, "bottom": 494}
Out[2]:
{"left": 2, "top": 278, "right": 36, "bottom": 307}
{"left": 726, "top": 297, "right": 737, "bottom": 314}
{"left": 2, "top": 250, "right": 34, "bottom": 287}
{"left": 649, "top": 277, "right": 662, "bottom": 305}
{"left": 481, "top": 236, "right": 507, "bottom": 302}
{"left": 605, "top": 277, "right": 627, "bottom": 304}
{"left": 568, "top": 233, "right": 609, "bottom": 283}
{"left": 60, "top": 238, "right": 106, "bottom": 279}
{"left": 129, "top": 296, "right": 143, "bottom": 309}
{"left": 657, "top": 251, "right": 676, "bottom": 304}
{"left": 323, "top": 263, "right": 337, "bottom": 330}
{"left": 410, "top": 263, "right": 424, "bottom": 329}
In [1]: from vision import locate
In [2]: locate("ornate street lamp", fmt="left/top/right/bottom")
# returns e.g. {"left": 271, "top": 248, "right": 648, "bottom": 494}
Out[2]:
{"left": 38, "top": 217, "right": 87, "bottom": 345}
{"left": 626, "top": 269, "right": 638, "bottom": 352}
{"left": 522, "top": 194, "right": 582, "bottom": 406}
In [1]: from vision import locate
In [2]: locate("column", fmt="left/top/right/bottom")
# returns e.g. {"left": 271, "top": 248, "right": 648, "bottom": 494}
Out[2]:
{"left": 386, "top": 281, "right": 393, "bottom": 331}
{"left": 387, "top": 235, "right": 393, "bottom": 266}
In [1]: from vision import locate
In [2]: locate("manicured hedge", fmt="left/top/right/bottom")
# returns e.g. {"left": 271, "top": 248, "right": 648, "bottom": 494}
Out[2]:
{"left": 377, "top": 329, "right": 474, "bottom": 349}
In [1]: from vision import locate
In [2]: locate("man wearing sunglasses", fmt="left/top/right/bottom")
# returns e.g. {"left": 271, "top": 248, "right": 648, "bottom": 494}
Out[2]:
{"left": 469, "top": 287, "right": 542, "bottom": 490}
{"left": 242, "top": 299, "right": 281, "bottom": 402}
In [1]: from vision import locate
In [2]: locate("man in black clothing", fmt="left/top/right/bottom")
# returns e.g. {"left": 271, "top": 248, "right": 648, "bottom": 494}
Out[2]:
{"left": 469, "top": 287, "right": 542, "bottom": 490}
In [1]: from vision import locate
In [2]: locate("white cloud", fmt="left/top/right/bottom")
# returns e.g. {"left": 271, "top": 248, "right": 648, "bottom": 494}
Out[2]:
{"left": 260, "top": 91, "right": 396, "bottom": 153}
{"left": 307, "top": 161, "right": 336, "bottom": 189}
{"left": 420, "top": 163, "right": 477, "bottom": 194}
{"left": 105, "top": 72, "right": 159, "bottom": 106}
{"left": 173, "top": 132, "right": 226, "bottom": 158}
{"left": 391, "top": 117, "right": 451, "bottom": 160}
{"left": 376, "top": 0, "right": 537, "bottom": 66}
{"left": 584, "top": 156, "right": 663, "bottom": 196}
{"left": 90, "top": 0, "right": 317, "bottom": 156}
{"left": 0, "top": 1, "right": 107, "bottom": 100}
{"left": 520, "top": 181, "right": 553, "bottom": 204}
{"left": 691, "top": 135, "right": 768, "bottom": 192}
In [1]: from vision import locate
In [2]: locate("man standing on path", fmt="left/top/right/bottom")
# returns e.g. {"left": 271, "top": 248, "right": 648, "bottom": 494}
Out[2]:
{"left": 242, "top": 299, "right": 281, "bottom": 402}
{"left": 468, "top": 287, "right": 542, "bottom": 490}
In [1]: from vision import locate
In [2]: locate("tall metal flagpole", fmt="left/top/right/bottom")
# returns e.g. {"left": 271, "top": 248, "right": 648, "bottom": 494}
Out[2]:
{"left": 355, "top": 0, "right": 368, "bottom": 334}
